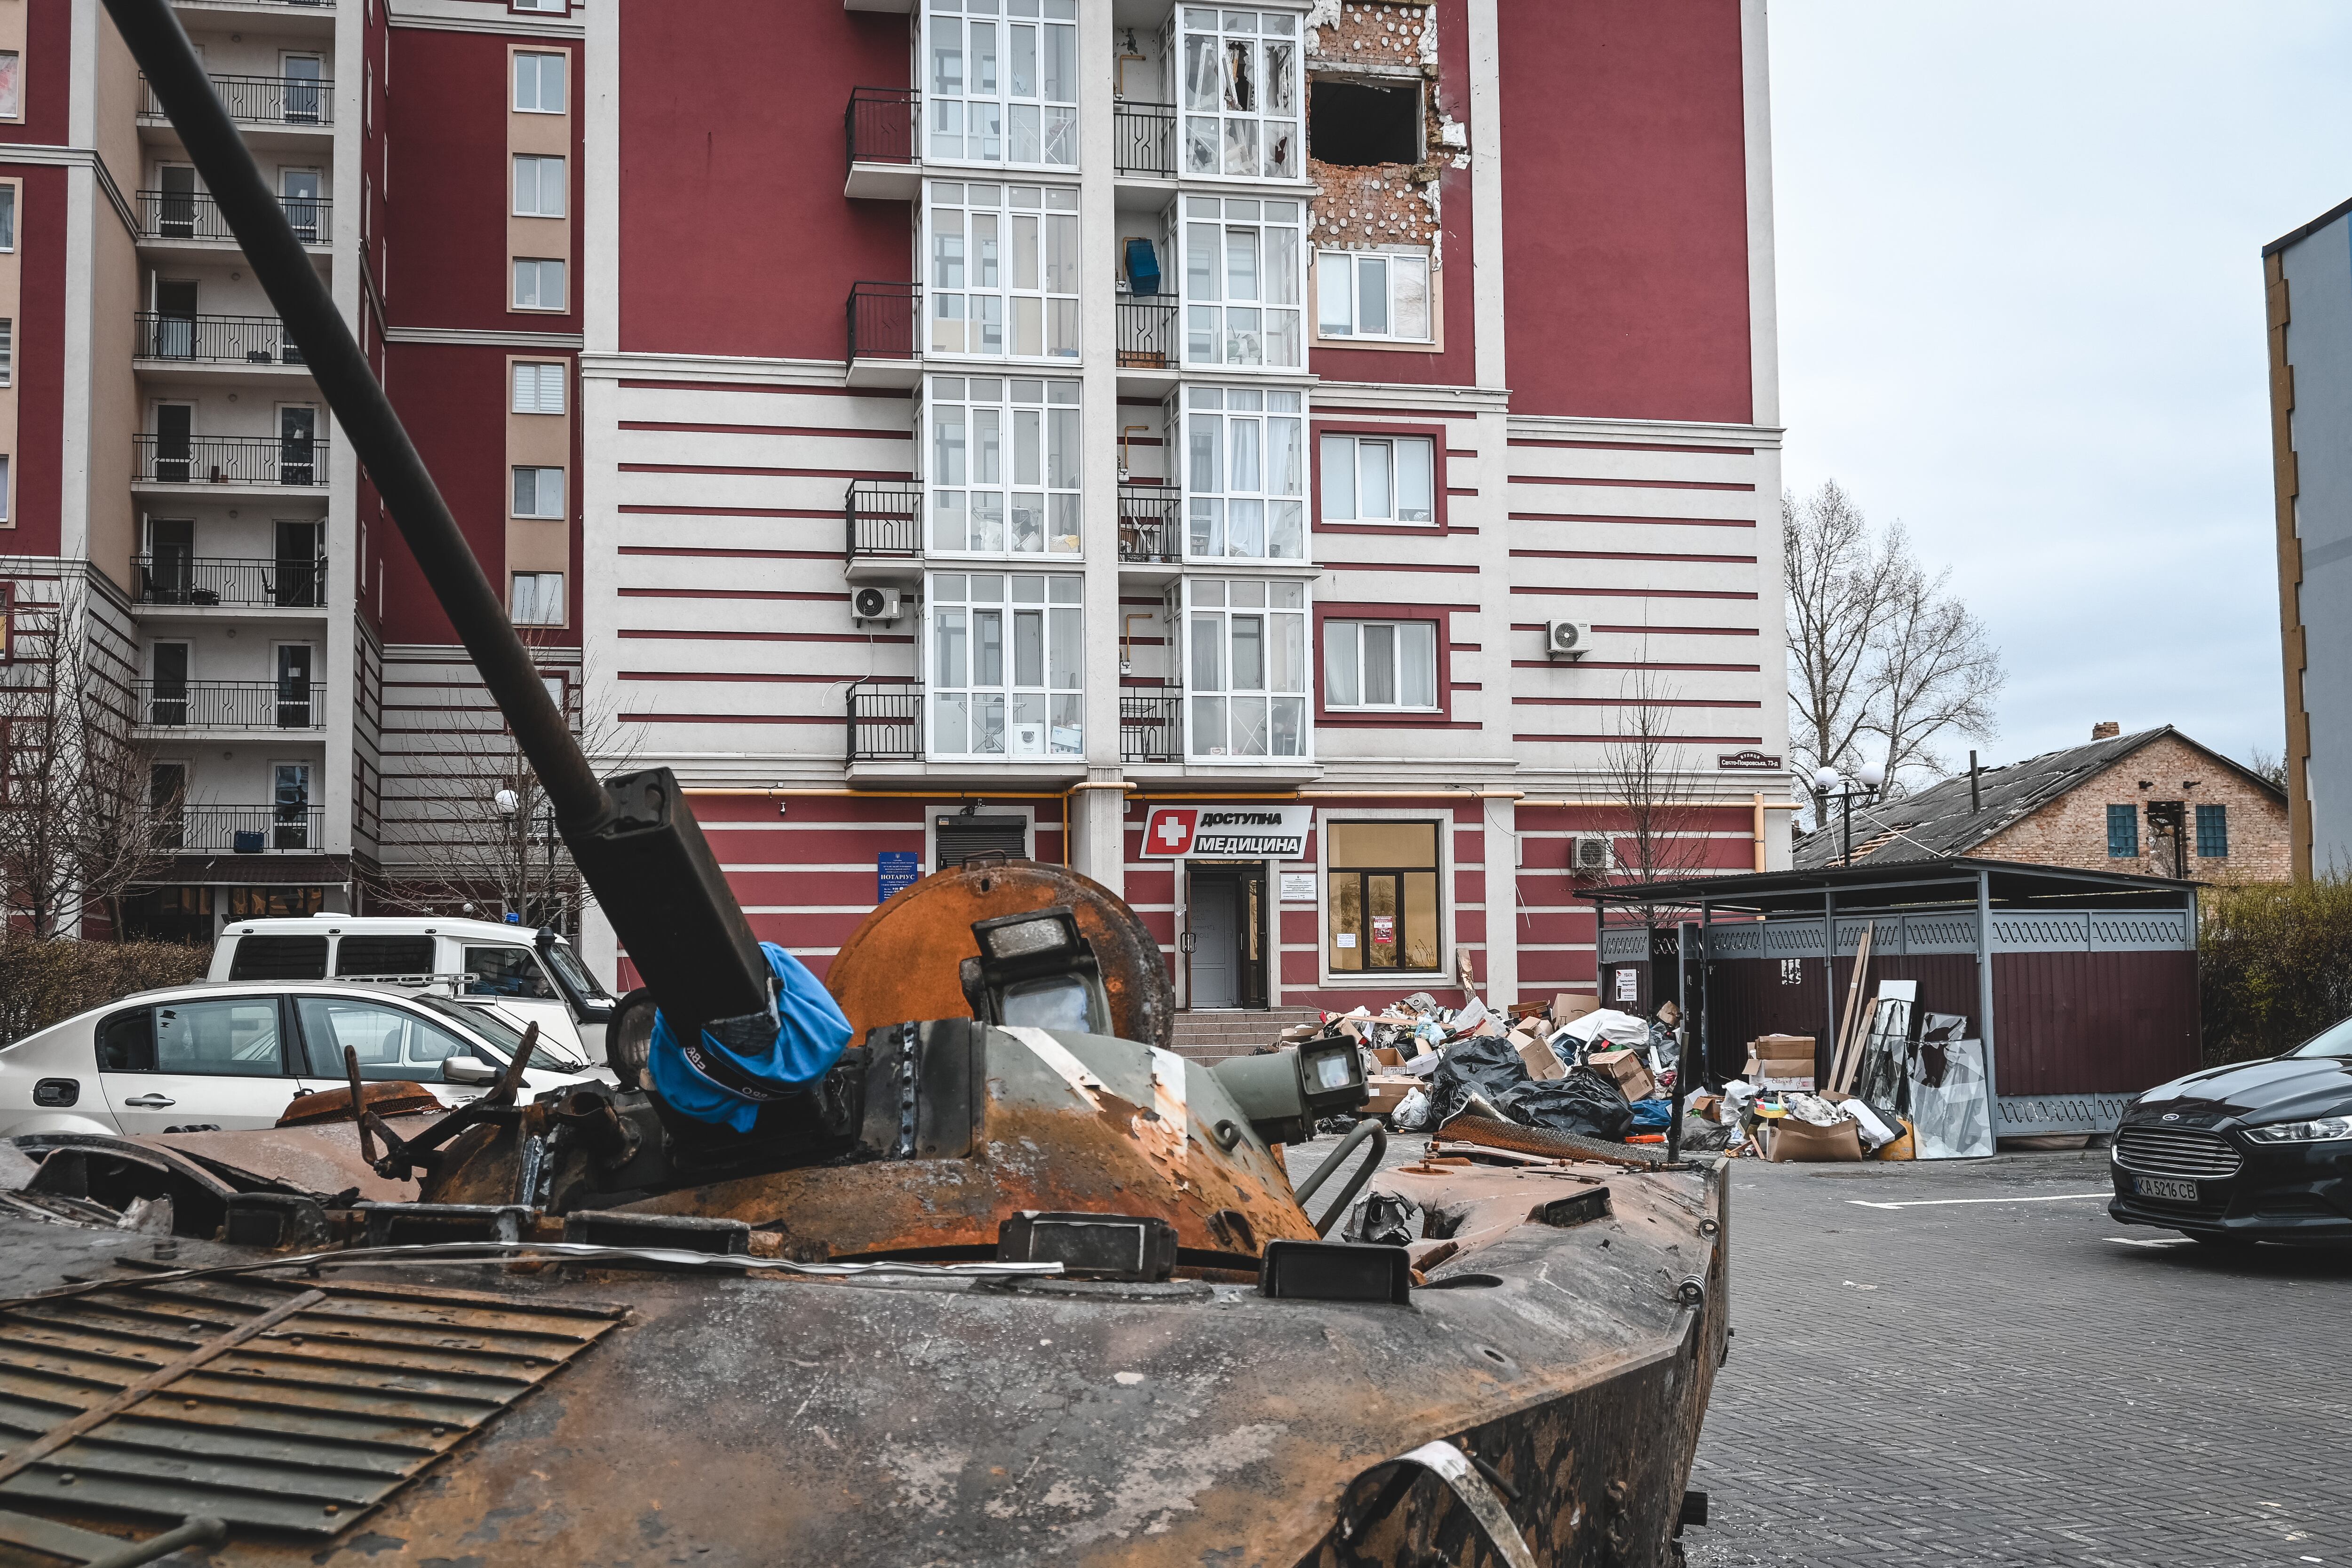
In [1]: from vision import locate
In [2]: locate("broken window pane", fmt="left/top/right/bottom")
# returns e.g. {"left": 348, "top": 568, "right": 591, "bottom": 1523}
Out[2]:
{"left": 1223, "top": 40, "right": 1255, "bottom": 112}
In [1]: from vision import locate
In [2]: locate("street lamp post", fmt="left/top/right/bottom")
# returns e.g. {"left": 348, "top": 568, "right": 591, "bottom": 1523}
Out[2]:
{"left": 1811, "top": 762, "right": 1888, "bottom": 867}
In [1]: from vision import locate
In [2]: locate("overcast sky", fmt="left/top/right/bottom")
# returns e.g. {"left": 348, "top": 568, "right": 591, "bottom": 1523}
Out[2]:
{"left": 1770, "top": 1, "right": 2352, "bottom": 777}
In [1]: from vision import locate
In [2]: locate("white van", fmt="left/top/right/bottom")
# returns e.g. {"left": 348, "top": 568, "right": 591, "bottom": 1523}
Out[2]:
{"left": 207, "top": 916, "right": 616, "bottom": 1066}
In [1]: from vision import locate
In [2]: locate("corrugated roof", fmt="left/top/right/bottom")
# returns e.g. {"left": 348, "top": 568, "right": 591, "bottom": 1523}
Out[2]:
{"left": 1792, "top": 726, "right": 2280, "bottom": 870}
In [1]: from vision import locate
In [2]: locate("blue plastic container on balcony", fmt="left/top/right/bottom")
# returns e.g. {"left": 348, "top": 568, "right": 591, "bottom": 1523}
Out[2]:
{"left": 1125, "top": 237, "right": 1160, "bottom": 296}
{"left": 232, "top": 830, "right": 265, "bottom": 854}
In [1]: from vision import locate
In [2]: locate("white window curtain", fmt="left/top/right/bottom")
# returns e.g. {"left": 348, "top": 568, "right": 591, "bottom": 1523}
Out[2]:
{"left": 1319, "top": 433, "right": 1435, "bottom": 523}
{"left": 1317, "top": 249, "right": 1432, "bottom": 341}
{"left": 926, "top": 0, "right": 1078, "bottom": 167}
{"left": 1325, "top": 619, "right": 1437, "bottom": 709}
{"left": 1183, "top": 195, "right": 1304, "bottom": 369}
{"left": 926, "top": 374, "right": 1081, "bottom": 556}
{"left": 1185, "top": 577, "right": 1309, "bottom": 759}
{"left": 929, "top": 181, "right": 1080, "bottom": 359}
{"left": 929, "top": 571, "right": 1084, "bottom": 757}
{"left": 1183, "top": 385, "right": 1305, "bottom": 560}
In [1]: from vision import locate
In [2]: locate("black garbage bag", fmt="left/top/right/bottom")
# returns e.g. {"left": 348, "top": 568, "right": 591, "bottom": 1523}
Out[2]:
{"left": 1498, "top": 1066, "right": 1633, "bottom": 1141}
{"left": 1429, "top": 1035, "right": 1530, "bottom": 1125}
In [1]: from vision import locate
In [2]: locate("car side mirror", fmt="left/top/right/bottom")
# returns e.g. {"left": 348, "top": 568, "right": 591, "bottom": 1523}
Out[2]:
{"left": 442, "top": 1055, "right": 499, "bottom": 1085}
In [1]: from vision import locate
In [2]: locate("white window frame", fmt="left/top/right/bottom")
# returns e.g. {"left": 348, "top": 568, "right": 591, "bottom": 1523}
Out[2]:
{"left": 511, "top": 571, "right": 564, "bottom": 626}
{"left": 1181, "top": 385, "right": 1306, "bottom": 561}
{"left": 924, "top": 374, "right": 1082, "bottom": 557}
{"left": 513, "top": 51, "right": 566, "bottom": 114}
{"left": 1315, "top": 247, "right": 1433, "bottom": 343}
{"left": 926, "top": 570, "right": 1084, "bottom": 759}
{"left": 512, "top": 154, "right": 565, "bottom": 218}
{"left": 512, "top": 465, "right": 565, "bottom": 519}
{"left": 924, "top": 0, "right": 1079, "bottom": 169}
{"left": 926, "top": 181, "right": 1080, "bottom": 361}
{"left": 1182, "top": 195, "right": 1305, "bottom": 370}
{"left": 510, "top": 361, "right": 565, "bottom": 415}
{"left": 0, "top": 184, "right": 17, "bottom": 251}
{"left": 1183, "top": 577, "right": 1310, "bottom": 761}
{"left": 512, "top": 257, "right": 566, "bottom": 312}
{"left": 1319, "top": 432, "right": 1436, "bottom": 524}
{"left": 0, "top": 318, "right": 14, "bottom": 388}
{"left": 1324, "top": 618, "right": 1438, "bottom": 711}
{"left": 1175, "top": 6, "right": 1302, "bottom": 181}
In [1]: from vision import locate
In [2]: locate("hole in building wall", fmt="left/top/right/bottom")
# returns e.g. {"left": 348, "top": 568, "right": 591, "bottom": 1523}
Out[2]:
{"left": 1309, "top": 80, "right": 1422, "bottom": 166}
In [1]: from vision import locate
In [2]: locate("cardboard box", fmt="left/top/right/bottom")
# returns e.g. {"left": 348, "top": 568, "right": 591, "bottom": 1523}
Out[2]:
{"left": 1586, "top": 1047, "right": 1655, "bottom": 1102}
{"left": 1744, "top": 1034, "right": 1816, "bottom": 1092}
{"left": 1751, "top": 1034, "right": 1815, "bottom": 1059}
{"left": 1516, "top": 1034, "right": 1568, "bottom": 1082}
{"left": 1371, "top": 1046, "right": 1405, "bottom": 1069}
{"left": 1764, "top": 1116, "right": 1863, "bottom": 1163}
{"left": 1362, "top": 1075, "right": 1420, "bottom": 1116}
{"left": 1553, "top": 993, "right": 1603, "bottom": 1024}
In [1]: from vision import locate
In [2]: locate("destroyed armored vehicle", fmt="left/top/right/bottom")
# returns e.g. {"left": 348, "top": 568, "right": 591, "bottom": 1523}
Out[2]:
{"left": 0, "top": 9, "right": 1730, "bottom": 1564}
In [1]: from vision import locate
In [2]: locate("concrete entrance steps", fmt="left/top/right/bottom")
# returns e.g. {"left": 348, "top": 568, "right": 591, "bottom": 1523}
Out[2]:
{"left": 1167, "top": 1006, "right": 1327, "bottom": 1062}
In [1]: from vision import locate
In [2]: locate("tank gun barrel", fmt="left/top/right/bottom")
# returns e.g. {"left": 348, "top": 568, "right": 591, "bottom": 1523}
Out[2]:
{"left": 103, "top": 0, "right": 773, "bottom": 1032}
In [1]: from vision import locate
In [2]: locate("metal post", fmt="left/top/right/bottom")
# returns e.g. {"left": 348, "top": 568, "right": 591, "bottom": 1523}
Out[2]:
{"left": 1976, "top": 866, "right": 2000, "bottom": 1131}
{"left": 1675, "top": 900, "right": 1708, "bottom": 1163}
{"left": 1841, "top": 791, "right": 1852, "bottom": 865}
{"left": 1822, "top": 888, "right": 1837, "bottom": 1067}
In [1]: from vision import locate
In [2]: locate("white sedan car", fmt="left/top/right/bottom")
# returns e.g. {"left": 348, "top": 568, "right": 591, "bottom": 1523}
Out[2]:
{"left": 0, "top": 980, "right": 602, "bottom": 1139}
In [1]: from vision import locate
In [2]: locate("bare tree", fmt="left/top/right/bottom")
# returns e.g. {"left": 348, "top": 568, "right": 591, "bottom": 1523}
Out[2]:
{"left": 1784, "top": 481, "right": 2005, "bottom": 822}
{"left": 1594, "top": 665, "right": 1717, "bottom": 940}
{"left": 0, "top": 589, "right": 175, "bottom": 937}
{"left": 376, "top": 639, "right": 633, "bottom": 932}
{"left": 2248, "top": 746, "right": 2288, "bottom": 791}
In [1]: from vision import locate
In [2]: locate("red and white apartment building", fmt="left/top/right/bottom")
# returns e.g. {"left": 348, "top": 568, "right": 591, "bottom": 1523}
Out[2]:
{"left": 4, "top": 0, "right": 1791, "bottom": 1019}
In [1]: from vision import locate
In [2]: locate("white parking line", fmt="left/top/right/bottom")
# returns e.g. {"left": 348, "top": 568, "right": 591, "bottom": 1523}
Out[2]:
{"left": 1845, "top": 1192, "right": 2113, "bottom": 1211}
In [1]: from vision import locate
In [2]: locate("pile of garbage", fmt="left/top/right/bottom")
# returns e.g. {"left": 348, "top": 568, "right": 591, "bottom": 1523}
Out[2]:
{"left": 1281, "top": 992, "right": 1686, "bottom": 1146}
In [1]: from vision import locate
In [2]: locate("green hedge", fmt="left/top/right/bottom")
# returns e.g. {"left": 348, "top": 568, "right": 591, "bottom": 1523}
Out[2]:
{"left": 0, "top": 934, "right": 210, "bottom": 1048}
{"left": 2199, "top": 878, "right": 2352, "bottom": 1065}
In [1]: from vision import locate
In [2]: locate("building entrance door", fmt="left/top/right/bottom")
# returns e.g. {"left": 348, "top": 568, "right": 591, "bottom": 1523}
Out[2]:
{"left": 1186, "top": 866, "right": 1268, "bottom": 1009}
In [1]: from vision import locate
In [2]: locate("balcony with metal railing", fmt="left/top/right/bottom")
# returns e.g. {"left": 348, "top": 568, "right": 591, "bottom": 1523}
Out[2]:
{"left": 845, "top": 479, "right": 922, "bottom": 579}
{"left": 133, "top": 554, "right": 327, "bottom": 610}
{"left": 136, "top": 189, "right": 331, "bottom": 245}
{"left": 135, "top": 434, "right": 325, "bottom": 488}
{"left": 845, "top": 282, "right": 920, "bottom": 389}
{"left": 1118, "top": 483, "right": 1180, "bottom": 570}
{"left": 848, "top": 679, "right": 924, "bottom": 763}
{"left": 135, "top": 312, "right": 304, "bottom": 368}
{"left": 157, "top": 803, "right": 326, "bottom": 855}
{"left": 844, "top": 87, "right": 920, "bottom": 200}
{"left": 1115, "top": 103, "right": 1176, "bottom": 178}
{"left": 135, "top": 680, "right": 322, "bottom": 731}
{"left": 1120, "top": 681, "right": 1181, "bottom": 763}
{"left": 141, "top": 72, "right": 332, "bottom": 129}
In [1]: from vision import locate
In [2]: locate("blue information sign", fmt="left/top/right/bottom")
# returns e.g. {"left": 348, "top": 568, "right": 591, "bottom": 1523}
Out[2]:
{"left": 878, "top": 851, "right": 921, "bottom": 903}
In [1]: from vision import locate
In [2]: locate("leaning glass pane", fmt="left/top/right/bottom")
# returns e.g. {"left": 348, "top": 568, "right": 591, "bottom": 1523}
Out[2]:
{"left": 1232, "top": 695, "right": 1270, "bottom": 756}
{"left": 1184, "top": 34, "right": 1218, "bottom": 111}
{"left": 1185, "top": 115, "right": 1219, "bottom": 174}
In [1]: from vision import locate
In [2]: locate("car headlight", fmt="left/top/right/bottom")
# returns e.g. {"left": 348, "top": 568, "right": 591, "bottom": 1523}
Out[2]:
{"left": 2244, "top": 1114, "right": 2352, "bottom": 1143}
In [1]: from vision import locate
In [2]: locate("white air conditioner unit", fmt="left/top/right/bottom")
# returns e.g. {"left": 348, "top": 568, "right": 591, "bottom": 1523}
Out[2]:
{"left": 1546, "top": 620, "right": 1595, "bottom": 659}
{"left": 1570, "top": 835, "right": 1616, "bottom": 873}
{"left": 851, "top": 586, "right": 902, "bottom": 626}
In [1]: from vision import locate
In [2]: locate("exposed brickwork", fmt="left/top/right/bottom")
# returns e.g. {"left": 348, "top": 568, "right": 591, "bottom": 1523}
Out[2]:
{"left": 1306, "top": 2, "right": 1452, "bottom": 258}
{"left": 1977, "top": 733, "right": 2291, "bottom": 883}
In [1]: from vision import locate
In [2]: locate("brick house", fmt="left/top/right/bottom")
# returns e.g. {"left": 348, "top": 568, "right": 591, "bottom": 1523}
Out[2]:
{"left": 1796, "top": 725, "right": 2290, "bottom": 883}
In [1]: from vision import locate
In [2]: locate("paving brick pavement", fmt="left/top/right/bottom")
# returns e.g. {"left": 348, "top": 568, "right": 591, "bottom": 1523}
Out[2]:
{"left": 1685, "top": 1149, "right": 2352, "bottom": 1568}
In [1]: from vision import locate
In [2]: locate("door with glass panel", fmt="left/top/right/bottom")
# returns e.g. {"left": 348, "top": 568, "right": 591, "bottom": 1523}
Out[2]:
{"left": 282, "top": 55, "right": 323, "bottom": 125}
{"left": 149, "top": 642, "right": 190, "bottom": 727}
{"left": 271, "top": 762, "right": 311, "bottom": 849}
{"left": 281, "top": 168, "right": 321, "bottom": 243}
{"left": 275, "top": 644, "right": 313, "bottom": 729}
{"left": 151, "top": 278, "right": 197, "bottom": 359}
